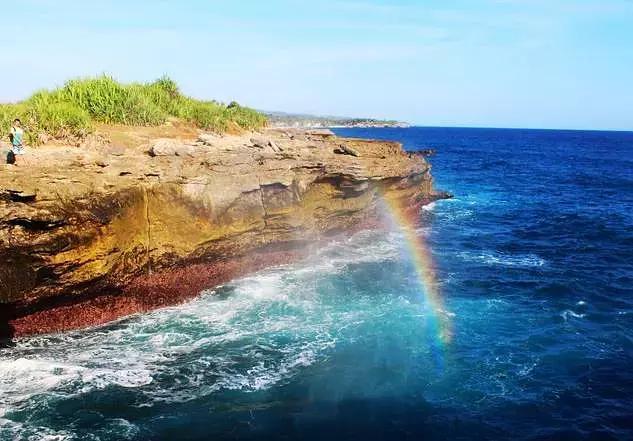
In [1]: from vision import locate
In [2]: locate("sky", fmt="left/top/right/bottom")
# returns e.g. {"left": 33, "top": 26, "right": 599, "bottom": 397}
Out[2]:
{"left": 1, "top": 0, "right": 632, "bottom": 131}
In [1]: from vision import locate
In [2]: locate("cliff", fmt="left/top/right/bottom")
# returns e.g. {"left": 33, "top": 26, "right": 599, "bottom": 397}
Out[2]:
{"left": 0, "top": 126, "right": 447, "bottom": 340}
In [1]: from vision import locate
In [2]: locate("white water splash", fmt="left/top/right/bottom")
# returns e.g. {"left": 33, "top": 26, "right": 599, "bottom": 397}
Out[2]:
{"left": 0, "top": 229, "right": 408, "bottom": 429}
{"left": 458, "top": 251, "right": 546, "bottom": 268}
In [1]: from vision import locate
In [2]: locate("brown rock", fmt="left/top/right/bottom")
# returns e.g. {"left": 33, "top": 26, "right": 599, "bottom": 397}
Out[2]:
{"left": 307, "top": 129, "right": 335, "bottom": 138}
{"left": 198, "top": 133, "right": 218, "bottom": 146}
{"left": 149, "top": 139, "right": 199, "bottom": 157}
{"left": 105, "top": 144, "right": 127, "bottom": 156}
{"left": 148, "top": 138, "right": 182, "bottom": 156}
{"left": 269, "top": 140, "right": 283, "bottom": 152}
{"left": 336, "top": 144, "right": 360, "bottom": 157}
{"left": 250, "top": 136, "right": 269, "bottom": 149}
{"left": 0, "top": 128, "right": 443, "bottom": 339}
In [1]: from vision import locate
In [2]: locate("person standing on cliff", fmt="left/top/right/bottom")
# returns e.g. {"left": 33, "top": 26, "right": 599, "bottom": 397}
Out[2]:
{"left": 8, "top": 118, "right": 25, "bottom": 165}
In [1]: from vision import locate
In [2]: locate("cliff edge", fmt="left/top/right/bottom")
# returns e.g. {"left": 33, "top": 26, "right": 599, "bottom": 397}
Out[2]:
{"left": 0, "top": 126, "right": 448, "bottom": 340}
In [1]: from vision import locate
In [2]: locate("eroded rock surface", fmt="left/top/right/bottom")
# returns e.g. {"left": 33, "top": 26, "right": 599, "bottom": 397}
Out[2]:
{"left": 0, "top": 129, "right": 448, "bottom": 339}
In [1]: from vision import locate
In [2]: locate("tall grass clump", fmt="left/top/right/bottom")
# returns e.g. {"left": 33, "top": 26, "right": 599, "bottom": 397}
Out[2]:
{"left": 1, "top": 91, "right": 92, "bottom": 144}
{"left": 61, "top": 76, "right": 167, "bottom": 125}
{"left": 0, "top": 75, "right": 267, "bottom": 145}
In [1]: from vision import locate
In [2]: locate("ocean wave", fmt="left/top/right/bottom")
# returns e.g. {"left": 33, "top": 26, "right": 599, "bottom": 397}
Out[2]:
{"left": 0, "top": 358, "right": 86, "bottom": 410}
{"left": 458, "top": 251, "right": 546, "bottom": 268}
{"left": 0, "top": 420, "right": 75, "bottom": 441}
{"left": 560, "top": 309, "right": 586, "bottom": 321}
{"left": 422, "top": 202, "right": 436, "bottom": 211}
{"left": 0, "top": 228, "right": 414, "bottom": 420}
{"left": 0, "top": 226, "right": 441, "bottom": 440}
{"left": 0, "top": 416, "right": 138, "bottom": 441}
{"left": 437, "top": 207, "right": 474, "bottom": 221}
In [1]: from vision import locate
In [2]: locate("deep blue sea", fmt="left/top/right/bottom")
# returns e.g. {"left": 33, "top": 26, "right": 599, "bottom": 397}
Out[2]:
{"left": 1, "top": 127, "right": 632, "bottom": 441}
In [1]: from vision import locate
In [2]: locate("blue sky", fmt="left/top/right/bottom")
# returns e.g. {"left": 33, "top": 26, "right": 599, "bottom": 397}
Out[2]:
{"left": 2, "top": 0, "right": 632, "bottom": 130}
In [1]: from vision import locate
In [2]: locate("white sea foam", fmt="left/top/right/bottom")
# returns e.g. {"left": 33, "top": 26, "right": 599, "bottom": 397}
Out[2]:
{"left": 485, "top": 298, "right": 510, "bottom": 310}
{"left": 458, "top": 251, "right": 546, "bottom": 268}
{"left": 0, "top": 227, "right": 414, "bottom": 436}
{"left": 560, "top": 310, "right": 586, "bottom": 321}
{"left": 518, "top": 361, "right": 539, "bottom": 377}
{"left": 0, "top": 358, "right": 86, "bottom": 404}
{"left": 438, "top": 207, "right": 474, "bottom": 221}
{"left": 0, "top": 417, "right": 75, "bottom": 441}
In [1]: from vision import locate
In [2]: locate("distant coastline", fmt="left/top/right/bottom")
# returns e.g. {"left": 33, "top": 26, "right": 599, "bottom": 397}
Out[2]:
{"left": 264, "top": 111, "right": 410, "bottom": 129}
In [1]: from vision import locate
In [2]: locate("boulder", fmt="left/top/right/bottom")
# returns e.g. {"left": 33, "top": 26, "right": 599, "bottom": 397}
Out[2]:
{"left": 149, "top": 139, "right": 195, "bottom": 157}
{"left": 149, "top": 139, "right": 180, "bottom": 156}
{"left": 250, "top": 137, "right": 284, "bottom": 152}
{"left": 175, "top": 145, "right": 196, "bottom": 157}
{"left": 413, "top": 149, "right": 436, "bottom": 157}
{"left": 198, "top": 134, "right": 218, "bottom": 147}
{"left": 269, "top": 141, "right": 283, "bottom": 153}
{"left": 250, "top": 137, "right": 269, "bottom": 149}
{"left": 336, "top": 144, "right": 360, "bottom": 157}
{"left": 3, "top": 188, "right": 37, "bottom": 202}
{"left": 307, "top": 129, "right": 335, "bottom": 138}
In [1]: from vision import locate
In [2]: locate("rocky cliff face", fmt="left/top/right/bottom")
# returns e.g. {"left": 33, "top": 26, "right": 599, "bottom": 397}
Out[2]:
{"left": 0, "top": 128, "right": 447, "bottom": 340}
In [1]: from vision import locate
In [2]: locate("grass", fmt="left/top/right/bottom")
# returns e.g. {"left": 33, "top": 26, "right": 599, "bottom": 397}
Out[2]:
{"left": 0, "top": 75, "right": 267, "bottom": 145}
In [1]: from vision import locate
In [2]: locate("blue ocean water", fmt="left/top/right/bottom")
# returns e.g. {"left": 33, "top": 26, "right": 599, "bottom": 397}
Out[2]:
{"left": 1, "top": 127, "right": 632, "bottom": 441}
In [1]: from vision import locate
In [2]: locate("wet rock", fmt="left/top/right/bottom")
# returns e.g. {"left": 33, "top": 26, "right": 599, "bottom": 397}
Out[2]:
{"left": 410, "top": 149, "right": 436, "bottom": 157}
{"left": 432, "top": 190, "right": 454, "bottom": 200}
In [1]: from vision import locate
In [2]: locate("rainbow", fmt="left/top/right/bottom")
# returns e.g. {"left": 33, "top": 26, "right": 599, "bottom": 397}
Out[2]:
{"left": 381, "top": 194, "right": 453, "bottom": 346}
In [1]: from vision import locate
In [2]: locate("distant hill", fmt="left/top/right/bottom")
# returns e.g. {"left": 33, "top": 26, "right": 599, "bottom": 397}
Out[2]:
{"left": 264, "top": 111, "right": 409, "bottom": 129}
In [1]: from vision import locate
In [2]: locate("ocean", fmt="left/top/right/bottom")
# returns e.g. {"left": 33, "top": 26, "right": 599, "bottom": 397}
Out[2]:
{"left": 1, "top": 127, "right": 632, "bottom": 440}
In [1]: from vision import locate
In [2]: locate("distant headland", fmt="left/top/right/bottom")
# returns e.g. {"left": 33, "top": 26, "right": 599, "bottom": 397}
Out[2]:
{"left": 264, "top": 111, "right": 410, "bottom": 129}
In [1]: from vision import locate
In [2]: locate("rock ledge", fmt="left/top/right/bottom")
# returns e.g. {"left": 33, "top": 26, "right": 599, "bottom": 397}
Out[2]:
{"left": 0, "top": 128, "right": 449, "bottom": 339}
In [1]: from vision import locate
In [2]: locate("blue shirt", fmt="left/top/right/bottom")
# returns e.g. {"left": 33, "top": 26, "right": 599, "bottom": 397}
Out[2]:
{"left": 11, "top": 127, "right": 23, "bottom": 147}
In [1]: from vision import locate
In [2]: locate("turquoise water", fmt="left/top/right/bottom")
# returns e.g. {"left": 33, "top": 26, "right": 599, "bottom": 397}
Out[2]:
{"left": 1, "top": 127, "right": 632, "bottom": 440}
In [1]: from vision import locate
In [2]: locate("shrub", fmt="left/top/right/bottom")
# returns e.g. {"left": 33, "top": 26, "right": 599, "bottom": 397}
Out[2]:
{"left": 0, "top": 75, "right": 267, "bottom": 145}
{"left": 226, "top": 104, "right": 268, "bottom": 130}
{"left": 152, "top": 75, "right": 180, "bottom": 98}
{"left": 61, "top": 77, "right": 167, "bottom": 125}
{"left": 1, "top": 100, "right": 91, "bottom": 145}
{"left": 37, "top": 102, "right": 92, "bottom": 139}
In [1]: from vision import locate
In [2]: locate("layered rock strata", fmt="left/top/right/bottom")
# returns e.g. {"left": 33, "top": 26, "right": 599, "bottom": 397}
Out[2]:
{"left": 0, "top": 128, "right": 448, "bottom": 339}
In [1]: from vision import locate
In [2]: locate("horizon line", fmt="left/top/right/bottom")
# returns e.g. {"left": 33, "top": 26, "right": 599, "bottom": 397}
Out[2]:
{"left": 402, "top": 124, "right": 633, "bottom": 134}
{"left": 327, "top": 123, "right": 633, "bottom": 134}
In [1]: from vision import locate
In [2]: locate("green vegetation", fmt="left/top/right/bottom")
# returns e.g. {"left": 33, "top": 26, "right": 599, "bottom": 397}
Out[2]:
{"left": 0, "top": 75, "right": 267, "bottom": 145}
